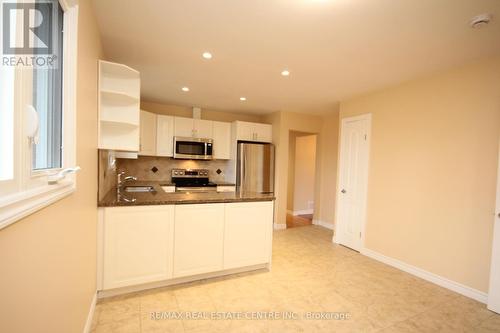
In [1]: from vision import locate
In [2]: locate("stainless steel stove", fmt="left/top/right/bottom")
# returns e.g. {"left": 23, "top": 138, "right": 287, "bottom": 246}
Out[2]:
{"left": 171, "top": 169, "right": 217, "bottom": 192}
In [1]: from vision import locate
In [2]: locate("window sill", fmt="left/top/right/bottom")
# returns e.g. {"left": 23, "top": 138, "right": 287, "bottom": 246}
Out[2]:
{"left": 0, "top": 180, "right": 75, "bottom": 230}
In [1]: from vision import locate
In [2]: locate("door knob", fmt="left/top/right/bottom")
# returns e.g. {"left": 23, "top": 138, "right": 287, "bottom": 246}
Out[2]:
{"left": 341, "top": 189, "right": 346, "bottom": 194}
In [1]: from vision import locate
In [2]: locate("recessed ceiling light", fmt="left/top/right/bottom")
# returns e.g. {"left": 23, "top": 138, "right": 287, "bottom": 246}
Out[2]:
{"left": 202, "top": 52, "right": 213, "bottom": 59}
{"left": 281, "top": 69, "right": 290, "bottom": 76}
{"left": 240, "top": 97, "right": 247, "bottom": 101}
{"left": 470, "top": 13, "right": 492, "bottom": 29}
{"left": 181, "top": 87, "right": 189, "bottom": 92}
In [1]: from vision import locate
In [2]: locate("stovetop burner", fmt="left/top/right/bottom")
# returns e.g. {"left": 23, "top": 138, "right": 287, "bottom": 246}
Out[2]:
{"left": 171, "top": 169, "right": 215, "bottom": 188}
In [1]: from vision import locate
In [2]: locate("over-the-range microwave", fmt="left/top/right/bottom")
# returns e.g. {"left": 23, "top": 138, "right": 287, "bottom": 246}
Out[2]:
{"left": 173, "top": 136, "right": 213, "bottom": 160}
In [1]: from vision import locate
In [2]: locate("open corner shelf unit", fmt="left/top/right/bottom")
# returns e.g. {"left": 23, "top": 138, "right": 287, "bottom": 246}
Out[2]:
{"left": 98, "top": 60, "right": 140, "bottom": 152}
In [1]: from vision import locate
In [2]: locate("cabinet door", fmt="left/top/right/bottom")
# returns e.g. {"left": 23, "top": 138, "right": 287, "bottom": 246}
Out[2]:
{"left": 235, "top": 121, "right": 254, "bottom": 141}
{"left": 174, "top": 204, "right": 224, "bottom": 277}
{"left": 254, "top": 123, "right": 272, "bottom": 143}
{"left": 194, "top": 119, "right": 213, "bottom": 138}
{"left": 139, "top": 110, "right": 157, "bottom": 156}
{"left": 156, "top": 115, "right": 174, "bottom": 157}
{"left": 223, "top": 201, "right": 273, "bottom": 269}
{"left": 174, "top": 117, "right": 194, "bottom": 137}
{"left": 103, "top": 206, "right": 174, "bottom": 290}
{"left": 213, "top": 121, "right": 231, "bottom": 159}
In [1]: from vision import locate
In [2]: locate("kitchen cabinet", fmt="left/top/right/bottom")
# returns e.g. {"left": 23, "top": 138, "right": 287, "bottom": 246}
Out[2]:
{"left": 223, "top": 201, "right": 273, "bottom": 269}
{"left": 139, "top": 110, "right": 157, "bottom": 156}
{"left": 212, "top": 121, "right": 231, "bottom": 159}
{"left": 98, "top": 200, "right": 274, "bottom": 295}
{"left": 233, "top": 121, "right": 272, "bottom": 143}
{"left": 174, "top": 117, "right": 213, "bottom": 139}
{"left": 156, "top": 115, "right": 174, "bottom": 157}
{"left": 173, "top": 204, "right": 225, "bottom": 277}
{"left": 98, "top": 60, "right": 140, "bottom": 151}
{"left": 102, "top": 206, "right": 174, "bottom": 290}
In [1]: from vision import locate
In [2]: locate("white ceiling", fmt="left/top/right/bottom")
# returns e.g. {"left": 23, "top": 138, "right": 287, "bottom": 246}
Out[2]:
{"left": 92, "top": 0, "right": 500, "bottom": 115}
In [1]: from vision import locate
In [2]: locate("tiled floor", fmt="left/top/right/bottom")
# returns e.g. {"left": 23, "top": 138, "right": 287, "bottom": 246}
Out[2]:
{"left": 91, "top": 226, "right": 500, "bottom": 332}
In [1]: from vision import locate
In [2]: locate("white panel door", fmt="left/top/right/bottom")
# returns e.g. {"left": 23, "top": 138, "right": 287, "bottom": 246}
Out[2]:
{"left": 156, "top": 115, "right": 174, "bottom": 157}
{"left": 173, "top": 204, "right": 225, "bottom": 277}
{"left": 254, "top": 123, "right": 272, "bottom": 143}
{"left": 139, "top": 110, "right": 157, "bottom": 156}
{"left": 213, "top": 121, "right": 231, "bottom": 159}
{"left": 488, "top": 141, "right": 500, "bottom": 314}
{"left": 335, "top": 114, "right": 371, "bottom": 251}
{"left": 224, "top": 202, "right": 273, "bottom": 269}
{"left": 174, "top": 117, "right": 194, "bottom": 137}
{"left": 194, "top": 119, "right": 213, "bottom": 138}
{"left": 103, "top": 206, "right": 174, "bottom": 290}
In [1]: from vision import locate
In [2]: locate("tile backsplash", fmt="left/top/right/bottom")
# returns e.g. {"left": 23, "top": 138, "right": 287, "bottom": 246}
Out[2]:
{"left": 115, "top": 156, "right": 236, "bottom": 183}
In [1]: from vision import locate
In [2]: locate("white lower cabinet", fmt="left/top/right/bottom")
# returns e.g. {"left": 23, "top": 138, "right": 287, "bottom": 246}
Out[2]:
{"left": 223, "top": 201, "right": 273, "bottom": 269}
{"left": 100, "top": 201, "right": 274, "bottom": 292}
{"left": 173, "top": 203, "right": 225, "bottom": 278}
{"left": 103, "top": 206, "right": 174, "bottom": 290}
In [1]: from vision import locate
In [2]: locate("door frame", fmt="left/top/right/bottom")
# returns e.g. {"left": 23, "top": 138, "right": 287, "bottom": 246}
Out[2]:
{"left": 333, "top": 113, "right": 372, "bottom": 251}
{"left": 487, "top": 140, "right": 500, "bottom": 313}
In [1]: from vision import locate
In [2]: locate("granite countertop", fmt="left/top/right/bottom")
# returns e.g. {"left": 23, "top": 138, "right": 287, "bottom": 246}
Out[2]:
{"left": 98, "top": 181, "right": 274, "bottom": 207}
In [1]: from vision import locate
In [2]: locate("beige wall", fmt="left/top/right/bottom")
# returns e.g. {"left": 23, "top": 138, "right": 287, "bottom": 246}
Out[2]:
{"left": 141, "top": 100, "right": 264, "bottom": 123}
{"left": 339, "top": 57, "right": 500, "bottom": 292}
{"left": 0, "top": 1, "right": 103, "bottom": 332}
{"left": 286, "top": 131, "right": 298, "bottom": 211}
{"left": 316, "top": 112, "right": 340, "bottom": 226}
{"left": 293, "top": 135, "right": 317, "bottom": 212}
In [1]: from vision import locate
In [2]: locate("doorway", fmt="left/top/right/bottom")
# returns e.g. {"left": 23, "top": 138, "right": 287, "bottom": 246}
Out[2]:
{"left": 334, "top": 114, "right": 371, "bottom": 251}
{"left": 286, "top": 131, "right": 317, "bottom": 228}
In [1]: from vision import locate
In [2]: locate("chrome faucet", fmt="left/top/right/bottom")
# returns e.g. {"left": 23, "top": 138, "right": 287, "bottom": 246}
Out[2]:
{"left": 117, "top": 171, "right": 137, "bottom": 203}
{"left": 117, "top": 171, "right": 137, "bottom": 189}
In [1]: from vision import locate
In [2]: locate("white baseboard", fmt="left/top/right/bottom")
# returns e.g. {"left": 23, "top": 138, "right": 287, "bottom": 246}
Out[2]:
{"left": 313, "top": 219, "right": 334, "bottom": 230}
{"left": 274, "top": 223, "right": 287, "bottom": 230}
{"left": 83, "top": 292, "right": 97, "bottom": 333}
{"left": 360, "top": 247, "right": 488, "bottom": 304}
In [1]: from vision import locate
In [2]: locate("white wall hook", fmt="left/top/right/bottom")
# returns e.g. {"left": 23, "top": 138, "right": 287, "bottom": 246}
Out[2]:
{"left": 25, "top": 105, "right": 39, "bottom": 144}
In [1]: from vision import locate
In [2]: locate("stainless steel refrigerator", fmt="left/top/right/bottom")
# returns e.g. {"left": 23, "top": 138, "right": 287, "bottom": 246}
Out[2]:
{"left": 237, "top": 142, "right": 275, "bottom": 193}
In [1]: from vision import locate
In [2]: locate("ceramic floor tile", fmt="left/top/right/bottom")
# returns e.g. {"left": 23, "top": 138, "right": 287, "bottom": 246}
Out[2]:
{"left": 90, "top": 226, "right": 500, "bottom": 333}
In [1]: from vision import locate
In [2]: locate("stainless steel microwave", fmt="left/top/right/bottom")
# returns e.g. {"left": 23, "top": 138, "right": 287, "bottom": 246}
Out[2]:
{"left": 173, "top": 137, "right": 213, "bottom": 160}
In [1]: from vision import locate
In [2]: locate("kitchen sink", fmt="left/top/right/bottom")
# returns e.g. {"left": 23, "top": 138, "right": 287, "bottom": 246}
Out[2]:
{"left": 123, "top": 186, "right": 155, "bottom": 193}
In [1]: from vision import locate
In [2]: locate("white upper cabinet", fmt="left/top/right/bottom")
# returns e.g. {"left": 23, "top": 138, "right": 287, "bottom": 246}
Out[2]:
{"left": 156, "top": 115, "right": 174, "bottom": 157}
{"left": 139, "top": 110, "right": 157, "bottom": 156}
{"left": 174, "top": 117, "right": 195, "bottom": 137}
{"left": 212, "top": 121, "right": 231, "bottom": 159}
{"left": 174, "top": 117, "right": 213, "bottom": 139}
{"left": 98, "top": 60, "right": 140, "bottom": 151}
{"left": 233, "top": 121, "right": 272, "bottom": 143}
{"left": 194, "top": 119, "right": 213, "bottom": 138}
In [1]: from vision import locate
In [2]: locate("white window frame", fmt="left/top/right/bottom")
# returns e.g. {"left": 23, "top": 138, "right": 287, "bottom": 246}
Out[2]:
{"left": 0, "top": 0, "right": 79, "bottom": 230}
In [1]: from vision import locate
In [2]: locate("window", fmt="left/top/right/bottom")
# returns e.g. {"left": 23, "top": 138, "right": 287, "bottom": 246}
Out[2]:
{"left": 0, "top": 67, "right": 15, "bottom": 181}
{"left": 32, "top": 2, "right": 64, "bottom": 171}
{"left": 0, "top": 0, "right": 78, "bottom": 230}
